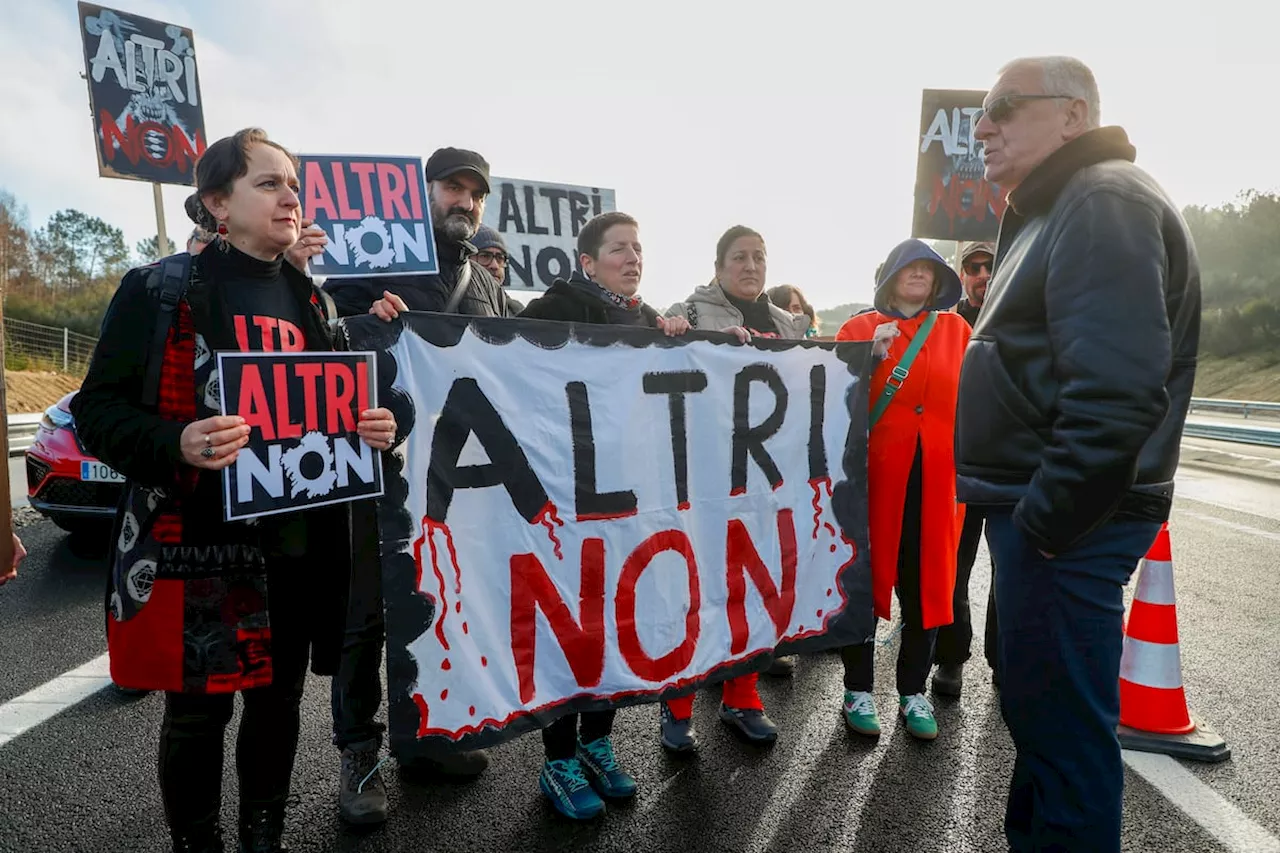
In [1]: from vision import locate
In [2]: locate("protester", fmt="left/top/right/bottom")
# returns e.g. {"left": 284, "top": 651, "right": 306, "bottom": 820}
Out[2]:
{"left": 960, "top": 56, "right": 1200, "bottom": 853}
{"left": 71, "top": 127, "right": 398, "bottom": 853}
{"left": 471, "top": 224, "right": 509, "bottom": 285}
{"left": 317, "top": 146, "right": 510, "bottom": 826}
{"left": 519, "top": 211, "right": 690, "bottom": 819}
{"left": 953, "top": 241, "right": 993, "bottom": 326}
{"left": 767, "top": 284, "right": 820, "bottom": 337}
{"left": 324, "top": 147, "right": 511, "bottom": 317}
{"left": 668, "top": 227, "right": 809, "bottom": 341}
{"left": 835, "top": 238, "right": 969, "bottom": 741}
{"left": 658, "top": 225, "right": 806, "bottom": 753}
{"left": 0, "top": 533, "right": 26, "bottom": 586}
{"left": 931, "top": 240, "right": 998, "bottom": 698}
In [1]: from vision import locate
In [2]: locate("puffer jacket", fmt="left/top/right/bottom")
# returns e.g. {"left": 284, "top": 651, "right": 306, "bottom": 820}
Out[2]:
{"left": 665, "top": 282, "right": 810, "bottom": 339}
{"left": 955, "top": 126, "right": 1201, "bottom": 555}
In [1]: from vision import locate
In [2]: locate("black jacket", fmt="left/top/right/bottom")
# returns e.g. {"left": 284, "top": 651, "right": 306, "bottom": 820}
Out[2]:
{"left": 519, "top": 274, "right": 662, "bottom": 328}
{"left": 955, "top": 127, "right": 1201, "bottom": 554}
{"left": 324, "top": 231, "right": 517, "bottom": 318}
{"left": 72, "top": 250, "right": 354, "bottom": 677}
{"left": 956, "top": 298, "right": 980, "bottom": 327}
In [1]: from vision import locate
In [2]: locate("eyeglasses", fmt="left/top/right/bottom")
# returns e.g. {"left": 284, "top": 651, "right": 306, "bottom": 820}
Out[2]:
{"left": 963, "top": 260, "right": 992, "bottom": 275}
{"left": 475, "top": 250, "right": 508, "bottom": 266}
{"left": 976, "top": 94, "right": 1074, "bottom": 125}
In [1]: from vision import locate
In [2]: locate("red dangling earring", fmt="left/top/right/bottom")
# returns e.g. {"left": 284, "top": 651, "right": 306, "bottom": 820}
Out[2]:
{"left": 217, "top": 221, "right": 228, "bottom": 236}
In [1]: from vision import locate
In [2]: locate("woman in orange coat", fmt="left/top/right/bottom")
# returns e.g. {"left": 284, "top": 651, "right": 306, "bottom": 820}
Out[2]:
{"left": 835, "top": 238, "right": 969, "bottom": 741}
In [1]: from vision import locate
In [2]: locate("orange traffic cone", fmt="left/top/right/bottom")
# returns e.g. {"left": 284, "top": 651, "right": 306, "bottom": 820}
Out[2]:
{"left": 1116, "top": 522, "right": 1229, "bottom": 762}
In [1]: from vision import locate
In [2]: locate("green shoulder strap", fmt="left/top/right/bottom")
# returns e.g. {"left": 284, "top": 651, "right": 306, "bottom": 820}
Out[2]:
{"left": 868, "top": 311, "right": 937, "bottom": 428}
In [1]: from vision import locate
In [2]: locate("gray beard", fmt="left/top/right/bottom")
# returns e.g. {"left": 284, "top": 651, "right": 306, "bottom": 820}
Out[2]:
{"left": 440, "top": 214, "right": 476, "bottom": 243}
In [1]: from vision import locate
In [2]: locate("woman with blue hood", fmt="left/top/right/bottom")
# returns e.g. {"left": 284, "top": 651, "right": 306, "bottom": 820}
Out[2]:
{"left": 834, "top": 238, "right": 970, "bottom": 741}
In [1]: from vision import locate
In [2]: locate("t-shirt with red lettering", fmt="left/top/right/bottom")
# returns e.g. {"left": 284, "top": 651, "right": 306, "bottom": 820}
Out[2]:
{"left": 199, "top": 243, "right": 313, "bottom": 551}
{"left": 200, "top": 244, "right": 308, "bottom": 354}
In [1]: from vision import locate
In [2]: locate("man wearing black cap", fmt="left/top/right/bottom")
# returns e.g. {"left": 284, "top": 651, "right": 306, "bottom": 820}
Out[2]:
{"left": 324, "top": 147, "right": 513, "bottom": 319}
{"left": 932, "top": 239, "right": 999, "bottom": 699}
{"left": 326, "top": 147, "right": 508, "bottom": 828}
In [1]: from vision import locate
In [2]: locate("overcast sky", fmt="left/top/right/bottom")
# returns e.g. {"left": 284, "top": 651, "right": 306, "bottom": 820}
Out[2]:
{"left": 0, "top": 0, "right": 1273, "bottom": 311}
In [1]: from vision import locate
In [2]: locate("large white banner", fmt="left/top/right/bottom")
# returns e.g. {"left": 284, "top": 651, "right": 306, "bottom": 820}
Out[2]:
{"left": 482, "top": 176, "right": 617, "bottom": 292}
{"left": 344, "top": 314, "right": 874, "bottom": 756}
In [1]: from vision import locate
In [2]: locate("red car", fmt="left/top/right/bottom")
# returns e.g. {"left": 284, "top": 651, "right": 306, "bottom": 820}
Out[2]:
{"left": 26, "top": 391, "right": 123, "bottom": 553}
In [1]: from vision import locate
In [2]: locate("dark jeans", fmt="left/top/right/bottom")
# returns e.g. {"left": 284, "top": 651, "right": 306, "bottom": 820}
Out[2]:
{"left": 985, "top": 511, "right": 1160, "bottom": 853}
{"left": 542, "top": 711, "right": 617, "bottom": 761}
{"left": 158, "top": 566, "right": 311, "bottom": 834}
{"left": 934, "top": 509, "right": 999, "bottom": 669}
{"left": 841, "top": 444, "right": 936, "bottom": 696}
{"left": 330, "top": 540, "right": 387, "bottom": 750}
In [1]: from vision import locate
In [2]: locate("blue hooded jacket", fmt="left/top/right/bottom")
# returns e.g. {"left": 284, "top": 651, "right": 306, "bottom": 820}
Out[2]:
{"left": 872, "top": 239, "right": 962, "bottom": 318}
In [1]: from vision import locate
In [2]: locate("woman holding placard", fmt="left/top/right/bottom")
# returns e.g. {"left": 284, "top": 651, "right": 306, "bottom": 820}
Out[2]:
{"left": 72, "top": 127, "right": 397, "bottom": 853}
{"left": 833, "top": 238, "right": 969, "bottom": 742}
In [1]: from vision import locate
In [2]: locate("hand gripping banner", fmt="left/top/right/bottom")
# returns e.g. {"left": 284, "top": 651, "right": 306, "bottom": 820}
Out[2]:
{"left": 342, "top": 313, "right": 875, "bottom": 758}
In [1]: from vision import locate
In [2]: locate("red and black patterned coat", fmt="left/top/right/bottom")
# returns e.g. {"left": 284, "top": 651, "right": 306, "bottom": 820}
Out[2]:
{"left": 72, "top": 252, "right": 356, "bottom": 693}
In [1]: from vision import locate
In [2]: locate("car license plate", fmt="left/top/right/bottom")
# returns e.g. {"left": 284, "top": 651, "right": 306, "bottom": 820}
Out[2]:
{"left": 81, "top": 461, "right": 125, "bottom": 483}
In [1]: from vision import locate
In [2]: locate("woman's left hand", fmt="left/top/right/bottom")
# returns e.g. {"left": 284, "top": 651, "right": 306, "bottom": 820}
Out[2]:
{"left": 285, "top": 219, "right": 328, "bottom": 273}
{"left": 656, "top": 315, "right": 691, "bottom": 337}
{"left": 357, "top": 408, "right": 397, "bottom": 451}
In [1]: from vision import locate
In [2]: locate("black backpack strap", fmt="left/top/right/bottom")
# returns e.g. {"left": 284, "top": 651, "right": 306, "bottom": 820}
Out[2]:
{"left": 315, "top": 284, "right": 338, "bottom": 324}
{"left": 685, "top": 301, "right": 699, "bottom": 329}
{"left": 141, "top": 254, "right": 193, "bottom": 409}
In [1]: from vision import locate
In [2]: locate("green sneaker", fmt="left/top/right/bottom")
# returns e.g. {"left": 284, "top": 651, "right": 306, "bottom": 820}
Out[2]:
{"left": 842, "top": 690, "right": 881, "bottom": 736}
{"left": 899, "top": 693, "right": 938, "bottom": 740}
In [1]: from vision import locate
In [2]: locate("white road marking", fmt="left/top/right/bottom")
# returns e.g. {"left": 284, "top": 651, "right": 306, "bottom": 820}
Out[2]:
{"left": 0, "top": 653, "right": 112, "bottom": 748}
{"left": 1124, "top": 751, "right": 1280, "bottom": 853}
{"left": 1180, "top": 510, "right": 1280, "bottom": 544}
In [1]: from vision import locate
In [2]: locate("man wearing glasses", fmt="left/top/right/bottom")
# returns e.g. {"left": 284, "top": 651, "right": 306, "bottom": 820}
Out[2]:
{"left": 956, "top": 56, "right": 1200, "bottom": 853}
{"left": 471, "top": 225, "right": 509, "bottom": 285}
{"left": 932, "top": 240, "right": 998, "bottom": 701}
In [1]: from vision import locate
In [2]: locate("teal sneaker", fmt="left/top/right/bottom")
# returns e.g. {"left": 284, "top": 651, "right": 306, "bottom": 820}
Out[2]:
{"left": 577, "top": 736, "right": 638, "bottom": 800}
{"left": 899, "top": 693, "right": 939, "bottom": 741}
{"left": 842, "top": 690, "right": 881, "bottom": 736}
{"left": 539, "top": 758, "right": 606, "bottom": 820}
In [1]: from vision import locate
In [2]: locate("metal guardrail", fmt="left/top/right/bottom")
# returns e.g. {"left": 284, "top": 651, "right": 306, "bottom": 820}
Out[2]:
{"left": 1183, "top": 420, "right": 1280, "bottom": 448}
{"left": 7, "top": 414, "right": 42, "bottom": 457}
{"left": 1189, "top": 397, "right": 1280, "bottom": 419}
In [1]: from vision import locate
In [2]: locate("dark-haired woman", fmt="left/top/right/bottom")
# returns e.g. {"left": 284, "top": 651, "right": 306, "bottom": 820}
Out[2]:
{"left": 519, "top": 211, "right": 691, "bottom": 820}
{"left": 767, "top": 284, "right": 820, "bottom": 337}
{"left": 72, "top": 128, "right": 397, "bottom": 853}
{"left": 833, "top": 239, "right": 969, "bottom": 742}
{"left": 658, "top": 225, "right": 807, "bottom": 754}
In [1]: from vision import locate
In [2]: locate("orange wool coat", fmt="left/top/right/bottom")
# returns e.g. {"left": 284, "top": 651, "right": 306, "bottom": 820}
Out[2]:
{"left": 836, "top": 310, "right": 970, "bottom": 629}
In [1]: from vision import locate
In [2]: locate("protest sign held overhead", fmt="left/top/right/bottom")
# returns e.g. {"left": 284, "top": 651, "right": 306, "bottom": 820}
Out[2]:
{"left": 300, "top": 154, "right": 438, "bottom": 278}
{"left": 483, "top": 177, "right": 617, "bottom": 292}
{"left": 217, "top": 352, "right": 384, "bottom": 522}
{"left": 342, "top": 313, "right": 875, "bottom": 757}
{"left": 77, "top": 3, "right": 207, "bottom": 184}
{"left": 912, "top": 89, "right": 1008, "bottom": 242}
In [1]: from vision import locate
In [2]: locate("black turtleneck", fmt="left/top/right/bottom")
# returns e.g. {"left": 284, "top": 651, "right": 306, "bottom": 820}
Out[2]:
{"left": 723, "top": 289, "right": 779, "bottom": 338}
{"left": 200, "top": 242, "right": 306, "bottom": 352}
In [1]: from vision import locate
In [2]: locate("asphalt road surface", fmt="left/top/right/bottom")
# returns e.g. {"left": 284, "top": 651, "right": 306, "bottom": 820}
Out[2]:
{"left": 2, "top": 460, "right": 1279, "bottom": 853}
